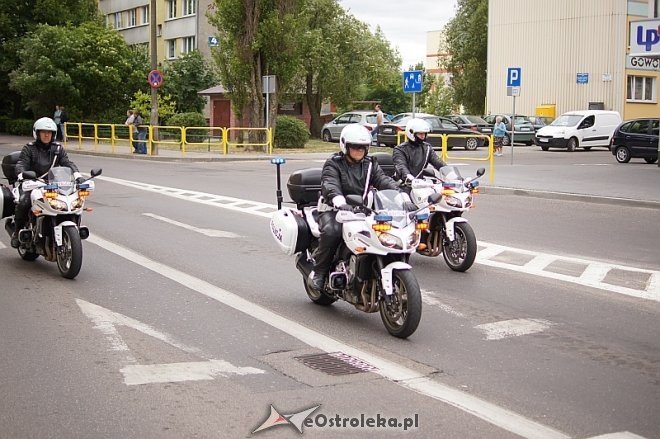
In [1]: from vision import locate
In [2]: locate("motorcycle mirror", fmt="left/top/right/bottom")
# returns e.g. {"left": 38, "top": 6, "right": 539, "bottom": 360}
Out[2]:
{"left": 23, "top": 171, "right": 36, "bottom": 180}
{"left": 476, "top": 167, "right": 485, "bottom": 177}
{"left": 90, "top": 168, "right": 102, "bottom": 177}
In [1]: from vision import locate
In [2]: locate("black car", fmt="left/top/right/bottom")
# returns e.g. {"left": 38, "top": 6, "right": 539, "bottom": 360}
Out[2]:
{"left": 610, "top": 118, "right": 659, "bottom": 164}
{"left": 377, "top": 115, "right": 486, "bottom": 150}
{"left": 448, "top": 115, "right": 493, "bottom": 145}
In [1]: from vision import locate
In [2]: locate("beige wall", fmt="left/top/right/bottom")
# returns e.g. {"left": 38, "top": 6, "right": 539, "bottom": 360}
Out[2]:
{"left": 487, "top": 0, "right": 628, "bottom": 117}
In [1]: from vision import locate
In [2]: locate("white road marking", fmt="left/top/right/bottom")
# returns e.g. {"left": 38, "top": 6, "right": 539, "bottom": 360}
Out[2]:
{"left": 77, "top": 298, "right": 264, "bottom": 385}
{"left": 474, "top": 319, "right": 554, "bottom": 341}
{"left": 87, "top": 233, "right": 570, "bottom": 439}
{"left": 0, "top": 241, "right": 6, "bottom": 250}
{"left": 121, "top": 360, "right": 264, "bottom": 386}
{"left": 585, "top": 433, "right": 648, "bottom": 439}
{"left": 143, "top": 213, "right": 241, "bottom": 238}
{"left": 98, "top": 175, "right": 660, "bottom": 302}
{"left": 421, "top": 291, "right": 466, "bottom": 318}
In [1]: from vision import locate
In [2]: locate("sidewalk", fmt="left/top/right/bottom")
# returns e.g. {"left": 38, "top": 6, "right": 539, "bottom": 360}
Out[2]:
{"left": 1, "top": 134, "right": 659, "bottom": 208}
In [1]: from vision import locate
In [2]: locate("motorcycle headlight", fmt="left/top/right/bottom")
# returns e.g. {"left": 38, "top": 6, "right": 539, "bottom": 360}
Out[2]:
{"left": 48, "top": 199, "right": 68, "bottom": 211}
{"left": 378, "top": 232, "right": 403, "bottom": 249}
{"left": 464, "top": 195, "right": 473, "bottom": 208}
{"left": 72, "top": 198, "right": 85, "bottom": 209}
{"left": 445, "top": 196, "right": 462, "bottom": 207}
{"left": 408, "top": 231, "right": 420, "bottom": 248}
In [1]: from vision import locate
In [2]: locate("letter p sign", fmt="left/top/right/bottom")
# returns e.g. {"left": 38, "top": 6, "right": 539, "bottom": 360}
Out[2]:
{"left": 507, "top": 67, "right": 521, "bottom": 87}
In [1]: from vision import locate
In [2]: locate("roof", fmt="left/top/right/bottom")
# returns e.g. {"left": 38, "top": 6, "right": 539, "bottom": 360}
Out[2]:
{"left": 197, "top": 85, "right": 228, "bottom": 95}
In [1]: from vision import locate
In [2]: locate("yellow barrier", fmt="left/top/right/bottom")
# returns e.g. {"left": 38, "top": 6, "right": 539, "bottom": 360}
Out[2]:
{"left": 64, "top": 122, "right": 272, "bottom": 156}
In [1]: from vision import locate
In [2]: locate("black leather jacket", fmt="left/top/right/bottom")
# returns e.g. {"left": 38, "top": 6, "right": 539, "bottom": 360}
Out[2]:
{"left": 393, "top": 140, "right": 446, "bottom": 179}
{"left": 15, "top": 140, "right": 79, "bottom": 178}
{"left": 321, "top": 153, "right": 400, "bottom": 207}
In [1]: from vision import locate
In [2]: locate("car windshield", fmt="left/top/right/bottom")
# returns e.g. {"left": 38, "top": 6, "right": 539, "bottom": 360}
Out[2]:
{"left": 551, "top": 115, "right": 583, "bottom": 127}
{"left": 513, "top": 116, "right": 530, "bottom": 124}
{"left": 372, "top": 189, "right": 409, "bottom": 226}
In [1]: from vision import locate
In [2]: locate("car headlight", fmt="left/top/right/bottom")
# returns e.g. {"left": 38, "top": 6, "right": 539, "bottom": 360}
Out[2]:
{"left": 378, "top": 232, "right": 403, "bottom": 249}
{"left": 48, "top": 199, "right": 68, "bottom": 211}
{"left": 445, "top": 196, "right": 462, "bottom": 207}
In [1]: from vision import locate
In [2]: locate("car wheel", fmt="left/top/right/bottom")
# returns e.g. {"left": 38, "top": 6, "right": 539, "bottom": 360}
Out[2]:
{"left": 541, "top": 145, "right": 549, "bottom": 151}
{"left": 567, "top": 137, "right": 578, "bottom": 152}
{"left": 614, "top": 146, "right": 631, "bottom": 163}
{"left": 501, "top": 135, "right": 510, "bottom": 146}
{"left": 524, "top": 141, "right": 533, "bottom": 146}
{"left": 465, "top": 138, "right": 478, "bottom": 151}
{"left": 322, "top": 130, "right": 332, "bottom": 142}
{"left": 644, "top": 157, "right": 657, "bottom": 164}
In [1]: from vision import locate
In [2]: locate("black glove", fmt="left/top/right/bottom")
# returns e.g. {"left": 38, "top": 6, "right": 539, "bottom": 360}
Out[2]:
{"left": 337, "top": 204, "right": 352, "bottom": 212}
{"left": 403, "top": 201, "right": 418, "bottom": 212}
{"left": 76, "top": 177, "right": 85, "bottom": 184}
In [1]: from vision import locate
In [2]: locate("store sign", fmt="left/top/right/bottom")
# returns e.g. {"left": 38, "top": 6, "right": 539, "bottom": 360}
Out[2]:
{"left": 629, "top": 19, "right": 660, "bottom": 57}
{"left": 626, "top": 55, "right": 660, "bottom": 71}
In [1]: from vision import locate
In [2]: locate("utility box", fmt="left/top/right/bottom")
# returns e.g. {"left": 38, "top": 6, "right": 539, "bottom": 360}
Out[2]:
{"left": 536, "top": 104, "right": 556, "bottom": 118}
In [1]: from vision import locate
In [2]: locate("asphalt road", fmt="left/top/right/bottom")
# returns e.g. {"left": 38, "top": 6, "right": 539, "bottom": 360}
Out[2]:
{"left": 0, "top": 145, "right": 658, "bottom": 438}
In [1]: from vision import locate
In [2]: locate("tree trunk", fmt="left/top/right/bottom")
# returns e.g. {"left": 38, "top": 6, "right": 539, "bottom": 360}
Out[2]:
{"left": 305, "top": 73, "right": 323, "bottom": 138}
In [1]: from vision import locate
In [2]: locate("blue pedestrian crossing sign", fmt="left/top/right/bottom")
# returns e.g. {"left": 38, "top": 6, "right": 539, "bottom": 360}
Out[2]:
{"left": 403, "top": 70, "right": 423, "bottom": 93}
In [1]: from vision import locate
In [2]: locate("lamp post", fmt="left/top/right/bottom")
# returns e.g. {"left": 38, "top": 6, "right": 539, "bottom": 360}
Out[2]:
{"left": 150, "top": 0, "right": 159, "bottom": 155}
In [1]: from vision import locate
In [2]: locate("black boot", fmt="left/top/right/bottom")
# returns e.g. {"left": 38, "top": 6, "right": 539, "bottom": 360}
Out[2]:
{"left": 309, "top": 271, "right": 326, "bottom": 291}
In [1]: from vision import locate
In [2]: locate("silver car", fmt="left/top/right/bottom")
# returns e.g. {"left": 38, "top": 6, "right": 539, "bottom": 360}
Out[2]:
{"left": 321, "top": 111, "right": 379, "bottom": 142}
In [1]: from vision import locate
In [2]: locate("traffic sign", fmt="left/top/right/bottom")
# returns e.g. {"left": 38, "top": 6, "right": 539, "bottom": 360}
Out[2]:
{"left": 148, "top": 69, "right": 164, "bottom": 89}
{"left": 507, "top": 67, "right": 521, "bottom": 87}
{"left": 403, "top": 70, "right": 423, "bottom": 93}
{"left": 576, "top": 73, "right": 589, "bottom": 84}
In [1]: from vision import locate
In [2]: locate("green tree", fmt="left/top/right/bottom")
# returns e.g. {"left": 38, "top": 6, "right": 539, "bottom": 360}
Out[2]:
{"left": 442, "top": 0, "right": 488, "bottom": 114}
{"left": 161, "top": 50, "right": 217, "bottom": 113}
{"left": 130, "top": 90, "right": 176, "bottom": 124}
{"left": 0, "top": 0, "right": 98, "bottom": 117}
{"left": 208, "top": 0, "right": 304, "bottom": 150}
{"left": 423, "top": 83, "right": 456, "bottom": 116}
{"left": 9, "top": 21, "right": 148, "bottom": 120}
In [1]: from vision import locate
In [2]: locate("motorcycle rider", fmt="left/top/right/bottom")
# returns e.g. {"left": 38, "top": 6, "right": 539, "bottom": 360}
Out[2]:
{"left": 393, "top": 118, "right": 447, "bottom": 188}
{"left": 310, "top": 123, "right": 417, "bottom": 292}
{"left": 10, "top": 117, "right": 83, "bottom": 248}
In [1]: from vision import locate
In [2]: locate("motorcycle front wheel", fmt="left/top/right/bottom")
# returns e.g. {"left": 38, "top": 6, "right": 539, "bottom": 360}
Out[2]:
{"left": 379, "top": 269, "right": 422, "bottom": 338}
{"left": 442, "top": 222, "right": 477, "bottom": 272}
{"left": 57, "top": 226, "right": 83, "bottom": 279}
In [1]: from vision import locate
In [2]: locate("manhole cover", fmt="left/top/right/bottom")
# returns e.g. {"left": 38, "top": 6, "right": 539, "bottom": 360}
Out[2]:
{"left": 295, "top": 352, "right": 378, "bottom": 376}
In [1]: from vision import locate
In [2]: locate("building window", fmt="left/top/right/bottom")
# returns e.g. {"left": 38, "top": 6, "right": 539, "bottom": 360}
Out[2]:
{"left": 114, "top": 12, "right": 122, "bottom": 29}
{"left": 167, "top": 39, "right": 177, "bottom": 59}
{"left": 183, "top": 0, "right": 196, "bottom": 15}
{"left": 167, "top": 0, "right": 177, "bottom": 19}
{"left": 128, "top": 9, "right": 136, "bottom": 27}
{"left": 141, "top": 6, "right": 149, "bottom": 24}
{"left": 627, "top": 75, "right": 657, "bottom": 102}
{"left": 182, "top": 36, "right": 196, "bottom": 54}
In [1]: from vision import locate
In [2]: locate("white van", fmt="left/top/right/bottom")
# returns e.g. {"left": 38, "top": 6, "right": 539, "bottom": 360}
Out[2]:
{"left": 534, "top": 110, "right": 622, "bottom": 151}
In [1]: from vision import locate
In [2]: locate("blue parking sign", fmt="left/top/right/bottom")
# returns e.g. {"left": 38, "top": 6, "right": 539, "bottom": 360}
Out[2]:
{"left": 403, "top": 70, "right": 423, "bottom": 93}
{"left": 507, "top": 67, "right": 521, "bottom": 87}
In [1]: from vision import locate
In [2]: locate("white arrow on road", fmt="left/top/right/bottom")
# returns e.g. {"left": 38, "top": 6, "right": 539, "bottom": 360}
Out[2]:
{"left": 143, "top": 213, "right": 242, "bottom": 238}
{"left": 76, "top": 299, "right": 264, "bottom": 385}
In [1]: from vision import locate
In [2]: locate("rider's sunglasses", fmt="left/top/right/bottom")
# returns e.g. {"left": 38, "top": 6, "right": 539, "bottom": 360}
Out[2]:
{"left": 347, "top": 144, "right": 368, "bottom": 151}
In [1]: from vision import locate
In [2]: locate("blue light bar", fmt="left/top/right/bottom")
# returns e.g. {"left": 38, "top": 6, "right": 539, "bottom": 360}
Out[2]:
{"left": 374, "top": 214, "right": 393, "bottom": 222}
{"left": 270, "top": 157, "right": 286, "bottom": 165}
{"left": 416, "top": 212, "right": 429, "bottom": 221}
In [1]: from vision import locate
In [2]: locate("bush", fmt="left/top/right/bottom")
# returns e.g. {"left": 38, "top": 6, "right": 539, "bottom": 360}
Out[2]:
{"left": 274, "top": 116, "right": 310, "bottom": 149}
{"left": 0, "top": 116, "right": 10, "bottom": 133}
{"left": 5, "top": 119, "right": 34, "bottom": 136}
{"left": 168, "top": 112, "right": 208, "bottom": 143}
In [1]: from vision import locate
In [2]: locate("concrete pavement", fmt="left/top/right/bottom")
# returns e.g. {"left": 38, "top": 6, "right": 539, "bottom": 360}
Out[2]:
{"left": 1, "top": 133, "right": 659, "bottom": 208}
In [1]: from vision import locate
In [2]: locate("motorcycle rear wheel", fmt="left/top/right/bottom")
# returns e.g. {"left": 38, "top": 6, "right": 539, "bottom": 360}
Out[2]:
{"left": 442, "top": 222, "right": 477, "bottom": 272}
{"left": 379, "top": 270, "right": 422, "bottom": 338}
{"left": 303, "top": 277, "right": 336, "bottom": 306}
{"left": 57, "top": 226, "right": 83, "bottom": 279}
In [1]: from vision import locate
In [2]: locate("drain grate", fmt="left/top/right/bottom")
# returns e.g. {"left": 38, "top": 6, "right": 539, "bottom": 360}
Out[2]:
{"left": 295, "top": 352, "right": 378, "bottom": 376}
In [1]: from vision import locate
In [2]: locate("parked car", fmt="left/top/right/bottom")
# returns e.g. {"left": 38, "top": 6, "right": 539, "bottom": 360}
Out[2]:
{"left": 321, "top": 111, "right": 380, "bottom": 142}
{"left": 377, "top": 115, "right": 486, "bottom": 150}
{"left": 389, "top": 112, "right": 435, "bottom": 125}
{"left": 483, "top": 114, "right": 535, "bottom": 145}
{"left": 534, "top": 110, "right": 622, "bottom": 151}
{"left": 610, "top": 118, "right": 659, "bottom": 164}
{"left": 526, "top": 116, "right": 553, "bottom": 131}
{"left": 448, "top": 115, "right": 493, "bottom": 145}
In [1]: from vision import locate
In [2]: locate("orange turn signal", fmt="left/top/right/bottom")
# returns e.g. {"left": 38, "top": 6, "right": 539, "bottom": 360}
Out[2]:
{"left": 372, "top": 223, "right": 391, "bottom": 232}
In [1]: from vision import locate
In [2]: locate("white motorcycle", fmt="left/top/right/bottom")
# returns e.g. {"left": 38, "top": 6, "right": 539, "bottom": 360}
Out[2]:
{"left": 2, "top": 157, "right": 101, "bottom": 279}
{"left": 269, "top": 161, "right": 440, "bottom": 338}
{"left": 407, "top": 166, "right": 485, "bottom": 272}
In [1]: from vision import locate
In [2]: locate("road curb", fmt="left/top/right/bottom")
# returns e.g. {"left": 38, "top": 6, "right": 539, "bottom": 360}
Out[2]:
{"left": 482, "top": 186, "right": 660, "bottom": 209}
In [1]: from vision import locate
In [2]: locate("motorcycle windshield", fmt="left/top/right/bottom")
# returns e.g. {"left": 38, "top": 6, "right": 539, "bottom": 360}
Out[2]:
{"left": 47, "top": 167, "right": 75, "bottom": 195}
{"left": 439, "top": 166, "right": 463, "bottom": 182}
{"left": 373, "top": 190, "right": 408, "bottom": 226}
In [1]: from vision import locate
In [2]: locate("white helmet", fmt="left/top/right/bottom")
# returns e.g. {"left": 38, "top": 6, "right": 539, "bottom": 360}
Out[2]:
{"left": 405, "top": 118, "right": 431, "bottom": 142}
{"left": 339, "top": 124, "right": 372, "bottom": 155}
{"left": 33, "top": 117, "right": 58, "bottom": 140}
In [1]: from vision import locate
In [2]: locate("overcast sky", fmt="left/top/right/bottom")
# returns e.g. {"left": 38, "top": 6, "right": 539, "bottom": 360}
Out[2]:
{"left": 338, "top": 0, "right": 458, "bottom": 69}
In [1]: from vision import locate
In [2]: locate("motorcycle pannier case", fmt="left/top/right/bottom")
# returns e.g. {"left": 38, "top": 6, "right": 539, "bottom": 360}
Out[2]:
{"left": 372, "top": 152, "right": 395, "bottom": 178}
{"left": 1, "top": 185, "right": 14, "bottom": 219}
{"left": 2, "top": 151, "right": 21, "bottom": 185}
{"left": 270, "top": 208, "right": 310, "bottom": 256}
{"left": 287, "top": 168, "right": 322, "bottom": 208}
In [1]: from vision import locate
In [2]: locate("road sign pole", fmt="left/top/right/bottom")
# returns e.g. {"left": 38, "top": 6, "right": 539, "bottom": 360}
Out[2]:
{"left": 511, "top": 96, "right": 515, "bottom": 165}
{"left": 412, "top": 93, "right": 416, "bottom": 119}
{"left": 265, "top": 76, "right": 270, "bottom": 130}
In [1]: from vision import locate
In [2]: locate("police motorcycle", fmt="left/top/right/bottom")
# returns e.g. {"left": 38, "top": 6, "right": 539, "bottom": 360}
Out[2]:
{"left": 269, "top": 158, "right": 442, "bottom": 339}
{"left": 406, "top": 165, "right": 485, "bottom": 272}
{"left": 2, "top": 151, "right": 101, "bottom": 279}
